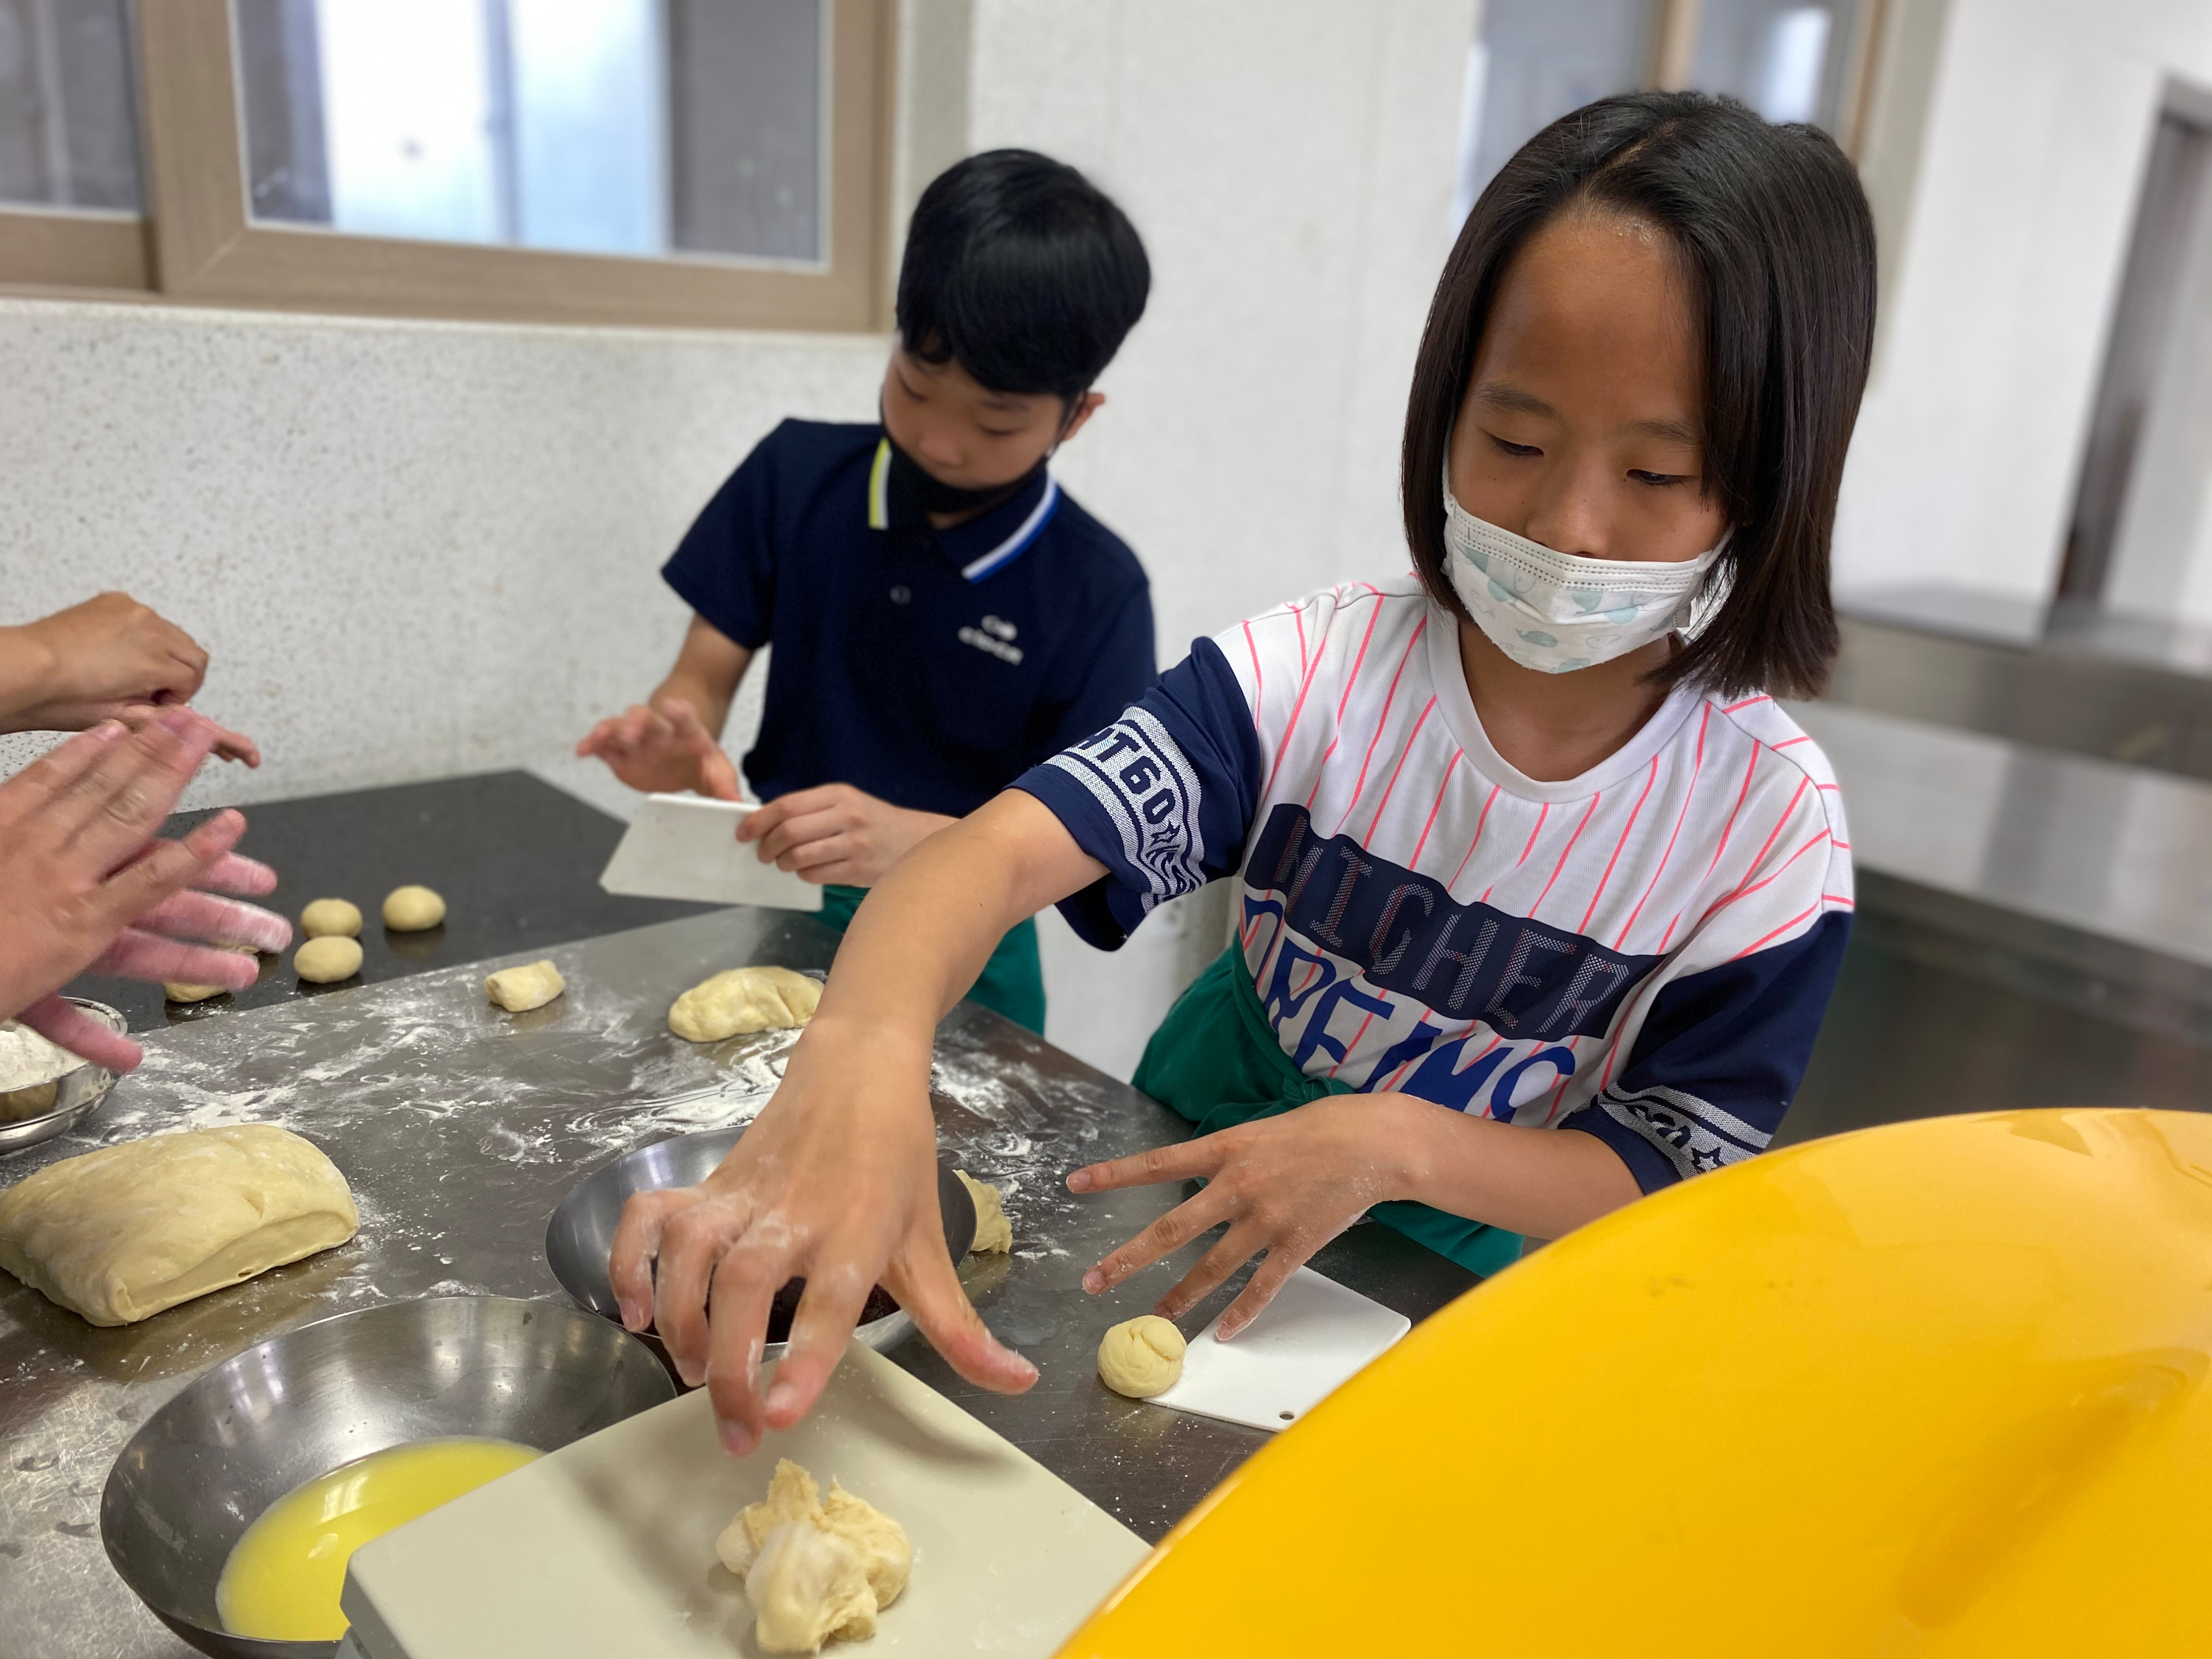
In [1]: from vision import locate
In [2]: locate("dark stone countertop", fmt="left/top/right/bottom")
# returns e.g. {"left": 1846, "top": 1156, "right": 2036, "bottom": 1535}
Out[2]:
{"left": 66, "top": 770, "right": 721, "bottom": 1031}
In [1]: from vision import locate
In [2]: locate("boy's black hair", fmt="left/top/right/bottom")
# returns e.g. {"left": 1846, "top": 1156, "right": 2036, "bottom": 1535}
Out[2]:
{"left": 896, "top": 149, "right": 1150, "bottom": 401}
{"left": 1403, "top": 92, "right": 1876, "bottom": 698}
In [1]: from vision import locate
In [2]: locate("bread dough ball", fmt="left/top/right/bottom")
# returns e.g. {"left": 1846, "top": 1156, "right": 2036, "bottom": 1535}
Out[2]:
{"left": 0, "top": 1022, "right": 84, "bottom": 1122}
{"left": 485, "top": 959, "right": 565, "bottom": 1013}
{"left": 0, "top": 1125, "right": 357, "bottom": 1325}
{"left": 295, "top": 936, "right": 363, "bottom": 984}
{"left": 668, "top": 966, "right": 821, "bottom": 1042}
{"left": 382, "top": 885, "right": 446, "bottom": 931}
{"left": 300, "top": 898, "right": 363, "bottom": 939}
{"left": 1097, "top": 1314, "right": 1187, "bottom": 1398}
{"left": 954, "top": 1169, "right": 1012, "bottom": 1254}
{"left": 165, "top": 942, "right": 260, "bottom": 1003}
{"left": 718, "top": 1458, "right": 912, "bottom": 1652}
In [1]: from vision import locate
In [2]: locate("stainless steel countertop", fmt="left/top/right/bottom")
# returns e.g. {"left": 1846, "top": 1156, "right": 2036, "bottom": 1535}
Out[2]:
{"left": 1791, "top": 700, "right": 2212, "bottom": 969}
{"left": 0, "top": 910, "right": 1473, "bottom": 1658}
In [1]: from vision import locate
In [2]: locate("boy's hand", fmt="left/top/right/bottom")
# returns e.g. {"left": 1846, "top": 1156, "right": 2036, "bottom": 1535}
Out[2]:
{"left": 576, "top": 696, "right": 741, "bottom": 800}
{"left": 738, "top": 785, "right": 954, "bottom": 886}
{"left": 2, "top": 592, "right": 211, "bottom": 733}
{"left": 1066, "top": 1094, "right": 1427, "bottom": 1338}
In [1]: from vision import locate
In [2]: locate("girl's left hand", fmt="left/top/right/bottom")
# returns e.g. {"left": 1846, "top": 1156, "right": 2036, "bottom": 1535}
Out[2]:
{"left": 1068, "top": 1094, "right": 1421, "bottom": 1338}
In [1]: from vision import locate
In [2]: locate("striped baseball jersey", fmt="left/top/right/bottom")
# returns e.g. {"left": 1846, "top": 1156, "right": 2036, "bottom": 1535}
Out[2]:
{"left": 1014, "top": 575, "right": 1854, "bottom": 1193}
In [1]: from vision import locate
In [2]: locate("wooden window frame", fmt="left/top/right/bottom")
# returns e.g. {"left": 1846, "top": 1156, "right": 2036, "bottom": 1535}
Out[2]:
{"left": 0, "top": 202, "right": 149, "bottom": 290}
{"left": 1647, "top": 0, "right": 1892, "bottom": 158}
{"left": 1, "top": 0, "right": 893, "bottom": 332}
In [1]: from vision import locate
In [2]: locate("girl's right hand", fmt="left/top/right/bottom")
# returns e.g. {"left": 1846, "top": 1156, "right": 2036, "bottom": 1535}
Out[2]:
{"left": 575, "top": 696, "right": 742, "bottom": 800}
{"left": 606, "top": 1018, "right": 1037, "bottom": 1454}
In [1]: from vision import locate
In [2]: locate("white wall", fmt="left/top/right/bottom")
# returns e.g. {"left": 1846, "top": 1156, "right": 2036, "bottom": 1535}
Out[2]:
{"left": 0, "top": 0, "right": 1471, "bottom": 1079}
{"left": 1833, "top": 0, "right": 2212, "bottom": 609}
{"left": 967, "top": 0, "right": 1469, "bottom": 654}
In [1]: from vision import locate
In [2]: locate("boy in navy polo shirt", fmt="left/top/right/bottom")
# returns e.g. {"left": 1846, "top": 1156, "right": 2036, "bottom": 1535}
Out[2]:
{"left": 578, "top": 150, "right": 1155, "bottom": 1033}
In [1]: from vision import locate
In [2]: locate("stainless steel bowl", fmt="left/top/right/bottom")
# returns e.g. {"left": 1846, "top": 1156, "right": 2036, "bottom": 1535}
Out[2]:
{"left": 0, "top": 999, "right": 127, "bottom": 1154}
{"left": 101, "top": 1294, "right": 675, "bottom": 1659}
{"left": 544, "top": 1124, "right": 977, "bottom": 1368}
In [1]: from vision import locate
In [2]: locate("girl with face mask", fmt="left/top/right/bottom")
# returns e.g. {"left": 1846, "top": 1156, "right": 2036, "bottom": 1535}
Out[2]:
{"left": 612, "top": 93, "right": 1878, "bottom": 1454}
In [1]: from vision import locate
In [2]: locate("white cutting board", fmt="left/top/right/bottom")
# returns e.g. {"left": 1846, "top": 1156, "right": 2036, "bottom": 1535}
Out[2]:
{"left": 1149, "top": 1266, "right": 1410, "bottom": 1433}
{"left": 341, "top": 1345, "right": 1148, "bottom": 1659}
{"left": 599, "top": 794, "right": 825, "bottom": 911}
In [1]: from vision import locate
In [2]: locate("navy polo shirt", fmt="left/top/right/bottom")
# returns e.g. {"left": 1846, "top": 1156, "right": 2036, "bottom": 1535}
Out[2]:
{"left": 662, "top": 419, "right": 1157, "bottom": 818}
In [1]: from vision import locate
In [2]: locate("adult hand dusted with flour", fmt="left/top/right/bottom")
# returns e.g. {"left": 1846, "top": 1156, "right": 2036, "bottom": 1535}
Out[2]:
{"left": 0, "top": 709, "right": 291, "bottom": 1072}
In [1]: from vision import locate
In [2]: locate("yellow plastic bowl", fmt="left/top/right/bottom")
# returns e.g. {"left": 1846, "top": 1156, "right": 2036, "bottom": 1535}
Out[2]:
{"left": 1056, "top": 1109, "right": 2212, "bottom": 1658}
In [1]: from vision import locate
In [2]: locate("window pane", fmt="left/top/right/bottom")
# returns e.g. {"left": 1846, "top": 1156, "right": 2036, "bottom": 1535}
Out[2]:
{"left": 1455, "top": 0, "right": 1649, "bottom": 224}
{"left": 234, "top": 0, "right": 822, "bottom": 263}
{"left": 0, "top": 0, "right": 141, "bottom": 212}
{"left": 1691, "top": 0, "right": 1861, "bottom": 132}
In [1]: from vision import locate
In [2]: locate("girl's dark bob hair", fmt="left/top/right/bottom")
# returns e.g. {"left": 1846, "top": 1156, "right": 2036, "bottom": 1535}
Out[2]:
{"left": 1403, "top": 91, "right": 1876, "bottom": 699}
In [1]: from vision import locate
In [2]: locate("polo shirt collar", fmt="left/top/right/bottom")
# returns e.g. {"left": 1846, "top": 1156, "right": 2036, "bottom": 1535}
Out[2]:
{"left": 866, "top": 436, "right": 1062, "bottom": 583}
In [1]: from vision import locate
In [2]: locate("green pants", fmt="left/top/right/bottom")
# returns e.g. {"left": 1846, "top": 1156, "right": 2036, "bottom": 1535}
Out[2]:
{"left": 818, "top": 884, "right": 1046, "bottom": 1035}
{"left": 1131, "top": 946, "right": 1524, "bottom": 1278}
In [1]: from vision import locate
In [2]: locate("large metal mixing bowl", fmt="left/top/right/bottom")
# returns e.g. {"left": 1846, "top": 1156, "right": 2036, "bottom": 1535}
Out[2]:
{"left": 0, "top": 998, "right": 127, "bottom": 1153}
{"left": 101, "top": 1294, "right": 675, "bottom": 1659}
{"left": 544, "top": 1123, "right": 978, "bottom": 1368}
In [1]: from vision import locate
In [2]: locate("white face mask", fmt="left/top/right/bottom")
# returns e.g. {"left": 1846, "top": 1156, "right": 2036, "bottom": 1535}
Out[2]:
{"left": 1441, "top": 472, "right": 1725, "bottom": 674}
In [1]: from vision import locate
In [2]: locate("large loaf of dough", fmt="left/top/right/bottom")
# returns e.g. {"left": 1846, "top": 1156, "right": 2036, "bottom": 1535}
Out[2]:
{"left": 0, "top": 1125, "right": 358, "bottom": 1326}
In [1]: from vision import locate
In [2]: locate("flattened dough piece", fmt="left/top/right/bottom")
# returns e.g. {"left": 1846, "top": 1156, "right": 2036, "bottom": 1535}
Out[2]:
{"left": 669, "top": 966, "right": 821, "bottom": 1042}
{"left": 718, "top": 1459, "right": 914, "bottom": 1652}
{"left": 954, "top": 1168, "right": 1012, "bottom": 1254}
{"left": 486, "top": 959, "right": 565, "bottom": 1013}
{"left": 820, "top": 1479, "right": 914, "bottom": 1610}
{"left": 747, "top": 1522, "right": 874, "bottom": 1653}
{"left": 0, "top": 1125, "right": 358, "bottom": 1326}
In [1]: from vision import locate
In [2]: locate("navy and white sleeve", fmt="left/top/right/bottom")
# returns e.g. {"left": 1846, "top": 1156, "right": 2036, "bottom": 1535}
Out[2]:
{"left": 1564, "top": 912, "right": 1850, "bottom": 1192}
{"left": 660, "top": 420, "right": 791, "bottom": 651}
{"left": 1013, "top": 635, "right": 1261, "bottom": 951}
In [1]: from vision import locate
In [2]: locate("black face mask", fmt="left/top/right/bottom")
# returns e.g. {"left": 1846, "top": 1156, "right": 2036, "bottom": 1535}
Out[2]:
{"left": 883, "top": 427, "right": 1047, "bottom": 518}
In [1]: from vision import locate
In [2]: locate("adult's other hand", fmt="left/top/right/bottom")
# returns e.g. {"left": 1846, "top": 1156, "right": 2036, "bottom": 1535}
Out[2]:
{"left": 0, "top": 592, "right": 211, "bottom": 733}
{"left": 0, "top": 711, "right": 290, "bottom": 1073}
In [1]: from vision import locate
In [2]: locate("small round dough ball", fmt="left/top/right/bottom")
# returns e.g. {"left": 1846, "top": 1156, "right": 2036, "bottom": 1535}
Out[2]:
{"left": 295, "top": 936, "right": 364, "bottom": 984}
{"left": 486, "top": 958, "right": 565, "bottom": 1013}
{"left": 382, "top": 885, "right": 446, "bottom": 931}
{"left": 668, "top": 965, "right": 821, "bottom": 1042}
{"left": 165, "top": 942, "right": 260, "bottom": 1003}
{"left": 1097, "top": 1315, "right": 1187, "bottom": 1399}
{"left": 300, "top": 898, "right": 363, "bottom": 939}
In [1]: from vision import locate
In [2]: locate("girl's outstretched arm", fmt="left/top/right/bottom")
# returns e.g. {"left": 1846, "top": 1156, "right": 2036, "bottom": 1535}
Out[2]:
{"left": 606, "top": 790, "right": 1104, "bottom": 1454}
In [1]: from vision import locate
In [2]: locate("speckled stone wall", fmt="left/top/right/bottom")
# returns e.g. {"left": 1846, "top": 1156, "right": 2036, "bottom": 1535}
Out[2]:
{"left": 0, "top": 299, "right": 880, "bottom": 810}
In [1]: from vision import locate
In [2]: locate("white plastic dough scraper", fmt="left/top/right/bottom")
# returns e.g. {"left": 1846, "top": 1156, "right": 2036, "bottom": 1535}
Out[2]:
{"left": 597, "top": 792, "right": 824, "bottom": 911}
{"left": 1149, "top": 1265, "right": 1411, "bottom": 1433}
